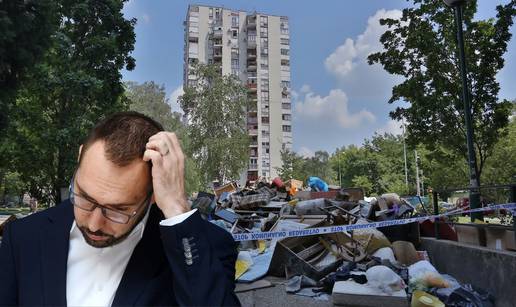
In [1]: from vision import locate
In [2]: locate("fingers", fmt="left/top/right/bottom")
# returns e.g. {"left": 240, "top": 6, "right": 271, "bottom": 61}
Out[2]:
{"left": 148, "top": 132, "right": 184, "bottom": 166}
{"left": 143, "top": 149, "right": 163, "bottom": 167}
{"left": 168, "top": 133, "right": 185, "bottom": 163}
{"left": 146, "top": 139, "right": 169, "bottom": 156}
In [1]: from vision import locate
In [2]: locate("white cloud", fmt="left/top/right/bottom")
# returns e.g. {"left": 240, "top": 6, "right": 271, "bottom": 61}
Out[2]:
{"left": 300, "top": 84, "right": 311, "bottom": 93}
{"left": 376, "top": 119, "right": 404, "bottom": 136}
{"left": 294, "top": 88, "right": 375, "bottom": 128}
{"left": 168, "top": 85, "right": 184, "bottom": 114}
{"left": 324, "top": 9, "right": 402, "bottom": 79}
{"left": 298, "top": 146, "right": 315, "bottom": 159}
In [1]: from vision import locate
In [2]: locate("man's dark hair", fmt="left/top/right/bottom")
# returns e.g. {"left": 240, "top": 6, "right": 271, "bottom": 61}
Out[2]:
{"left": 79, "top": 111, "right": 164, "bottom": 166}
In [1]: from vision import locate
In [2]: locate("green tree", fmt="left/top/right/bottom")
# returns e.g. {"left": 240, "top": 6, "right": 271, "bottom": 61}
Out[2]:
{"left": 125, "top": 81, "right": 202, "bottom": 195}
{"left": 3, "top": 0, "right": 136, "bottom": 204}
{"left": 0, "top": 0, "right": 59, "bottom": 137}
{"left": 482, "top": 104, "right": 516, "bottom": 185}
{"left": 368, "top": 0, "right": 516, "bottom": 184}
{"left": 0, "top": 171, "right": 26, "bottom": 206}
{"left": 331, "top": 145, "right": 376, "bottom": 189}
{"left": 352, "top": 175, "right": 374, "bottom": 196}
{"left": 276, "top": 148, "right": 300, "bottom": 181}
{"left": 179, "top": 63, "right": 249, "bottom": 186}
{"left": 304, "top": 151, "right": 335, "bottom": 184}
{"left": 365, "top": 134, "right": 412, "bottom": 195}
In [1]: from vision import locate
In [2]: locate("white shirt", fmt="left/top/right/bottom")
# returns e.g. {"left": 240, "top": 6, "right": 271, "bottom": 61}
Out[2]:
{"left": 66, "top": 207, "right": 197, "bottom": 307}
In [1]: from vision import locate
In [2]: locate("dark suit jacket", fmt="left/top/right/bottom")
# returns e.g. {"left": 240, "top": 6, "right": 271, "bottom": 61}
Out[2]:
{"left": 0, "top": 200, "right": 241, "bottom": 306}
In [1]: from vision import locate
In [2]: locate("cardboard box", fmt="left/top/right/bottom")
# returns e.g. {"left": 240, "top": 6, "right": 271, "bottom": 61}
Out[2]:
{"left": 332, "top": 279, "right": 408, "bottom": 307}
{"left": 485, "top": 227, "right": 516, "bottom": 251}
{"left": 454, "top": 224, "right": 486, "bottom": 247}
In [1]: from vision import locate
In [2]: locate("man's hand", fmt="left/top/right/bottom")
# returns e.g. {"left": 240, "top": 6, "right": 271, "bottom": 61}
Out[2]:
{"left": 143, "top": 132, "right": 190, "bottom": 218}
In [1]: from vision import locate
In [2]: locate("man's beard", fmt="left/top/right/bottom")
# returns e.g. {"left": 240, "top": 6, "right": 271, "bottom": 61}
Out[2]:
{"left": 77, "top": 205, "right": 149, "bottom": 248}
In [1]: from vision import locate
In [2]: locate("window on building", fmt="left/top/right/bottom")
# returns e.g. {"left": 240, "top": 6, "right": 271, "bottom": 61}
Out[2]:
{"left": 209, "top": 8, "right": 213, "bottom": 19}
{"left": 282, "top": 114, "right": 291, "bottom": 121}
{"left": 261, "top": 116, "right": 269, "bottom": 124}
{"left": 281, "top": 59, "right": 290, "bottom": 66}
{"left": 260, "top": 16, "right": 268, "bottom": 27}
{"left": 189, "top": 26, "right": 199, "bottom": 33}
{"left": 232, "top": 15, "right": 239, "bottom": 27}
{"left": 281, "top": 38, "right": 290, "bottom": 45}
{"left": 281, "top": 48, "right": 289, "bottom": 56}
{"left": 282, "top": 103, "right": 291, "bottom": 109}
{"left": 261, "top": 91, "right": 269, "bottom": 102}
{"left": 232, "top": 29, "right": 238, "bottom": 39}
{"left": 282, "top": 125, "right": 291, "bottom": 132}
{"left": 281, "top": 80, "right": 290, "bottom": 88}
{"left": 231, "top": 59, "right": 239, "bottom": 69}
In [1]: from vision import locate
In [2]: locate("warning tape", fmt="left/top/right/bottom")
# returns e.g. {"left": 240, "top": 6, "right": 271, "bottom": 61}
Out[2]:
{"left": 232, "top": 203, "right": 516, "bottom": 242}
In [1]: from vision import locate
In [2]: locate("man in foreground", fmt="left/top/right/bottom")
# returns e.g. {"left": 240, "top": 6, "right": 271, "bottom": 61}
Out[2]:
{"left": 0, "top": 111, "right": 240, "bottom": 306}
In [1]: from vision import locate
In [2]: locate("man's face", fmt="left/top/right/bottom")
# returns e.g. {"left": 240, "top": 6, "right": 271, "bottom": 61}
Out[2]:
{"left": 73, "top": 141, "right": 152, "bottom": 248}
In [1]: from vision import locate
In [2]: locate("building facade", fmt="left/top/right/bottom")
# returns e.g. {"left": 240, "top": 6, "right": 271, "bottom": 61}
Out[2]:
{"left": 183, "top": 4, "right": 292, "bottom": 181}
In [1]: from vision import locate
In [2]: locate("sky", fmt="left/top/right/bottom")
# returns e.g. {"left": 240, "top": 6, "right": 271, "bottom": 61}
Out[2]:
{"left": 122, "top": 0, "right": 516, "bottom": 158}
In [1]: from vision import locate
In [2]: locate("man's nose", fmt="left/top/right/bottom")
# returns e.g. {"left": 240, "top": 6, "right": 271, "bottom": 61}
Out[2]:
{"left": 87, "top": 206, "right": 106, "bottom": 232}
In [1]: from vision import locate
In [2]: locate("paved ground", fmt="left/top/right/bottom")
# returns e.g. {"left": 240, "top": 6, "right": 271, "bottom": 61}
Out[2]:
{"left": 236, "top": 276, "right": 334, "bottom": 307}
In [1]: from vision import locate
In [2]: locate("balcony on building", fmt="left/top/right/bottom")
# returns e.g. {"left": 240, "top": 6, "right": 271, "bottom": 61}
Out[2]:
{"left": 247, "top": 103, "right": 258, "bottom": 115}
{"left": 247, "top": 16, "right": 257, "bottom": 29}
{"left": 247, "top": 116, "right": 258, "bottom": 125}
{"left": 247, "top": 60, "right": 257, "bottom": 71}
{"left": 247, "top": 50, "right": 257, "bottom": 60}
{"left": 213, "top": 38, "right": 223, "bottom": 48}
{"left": 247, "top": 171, "right": 258, "bottom": 181}
{"left": 213, "top": 27, "right": 223, "bottom": 38}
{"left": 247, "top": 82, "right": 257, "bottom": 92}
{"left": 250, "top": 136, "right": 258, "bottom": 147}
{"left": 247, "top": 127, "right": 258, "bottom": 135}
{"left": 247, "top": 40, "right": 257, "bottom": 49}
{"left": 188, "top": 33, "right": 199, "bottom": 42}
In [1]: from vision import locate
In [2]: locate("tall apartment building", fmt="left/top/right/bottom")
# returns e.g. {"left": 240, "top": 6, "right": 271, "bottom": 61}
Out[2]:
{"left": 183, "top": 4, "right": 293, "bottom": 182}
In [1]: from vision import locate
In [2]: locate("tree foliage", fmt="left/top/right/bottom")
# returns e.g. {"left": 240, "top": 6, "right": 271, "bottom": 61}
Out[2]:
{"left": 276, "top": 149, "right": 334, "bottom": 184}
{"left": 368, "top": 0, "right": 516, "bottom": 182}
{"left": 0, "top": 0, "right": 59, "bottom": 136}
{"left": 125, "top": 81, "right": 202, "bottom": 195}
{"left": 179, "top": 63, "right": 250, "bottom": 186}
{"left": 1, "top": 0, "right": 136, "bottom": 204}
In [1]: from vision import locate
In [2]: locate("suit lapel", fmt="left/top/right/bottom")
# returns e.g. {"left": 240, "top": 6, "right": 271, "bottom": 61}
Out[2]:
{"left": 112, "top": 206, "right": 166, "bottom": 306}
{"left": 40, "top": 201, "right": 74, "bottom": 306}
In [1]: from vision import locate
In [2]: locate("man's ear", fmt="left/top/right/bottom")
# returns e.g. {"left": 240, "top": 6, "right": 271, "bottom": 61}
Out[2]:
{"left": 77, "top": 145, "right": 83, "bottom": 163}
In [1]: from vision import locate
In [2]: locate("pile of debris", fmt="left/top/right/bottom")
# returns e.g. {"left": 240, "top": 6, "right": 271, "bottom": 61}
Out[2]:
{"left": 193, "top": 177, "right": 494, "bottom": 306}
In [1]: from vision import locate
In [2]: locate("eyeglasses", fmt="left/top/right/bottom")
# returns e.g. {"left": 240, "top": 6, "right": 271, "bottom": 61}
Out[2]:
{"left": 70, "top": 183, "right": 152, "bottom": 224}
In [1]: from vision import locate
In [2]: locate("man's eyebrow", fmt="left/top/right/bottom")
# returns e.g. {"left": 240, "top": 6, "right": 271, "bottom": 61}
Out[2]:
{"left": 75, "top": 181, "right": 135, "bottom": 208}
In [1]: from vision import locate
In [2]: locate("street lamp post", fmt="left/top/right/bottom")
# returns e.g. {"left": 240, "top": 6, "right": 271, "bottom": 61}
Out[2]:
{"left": 443, "top": 0, "right": 481, "bottom": 221}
